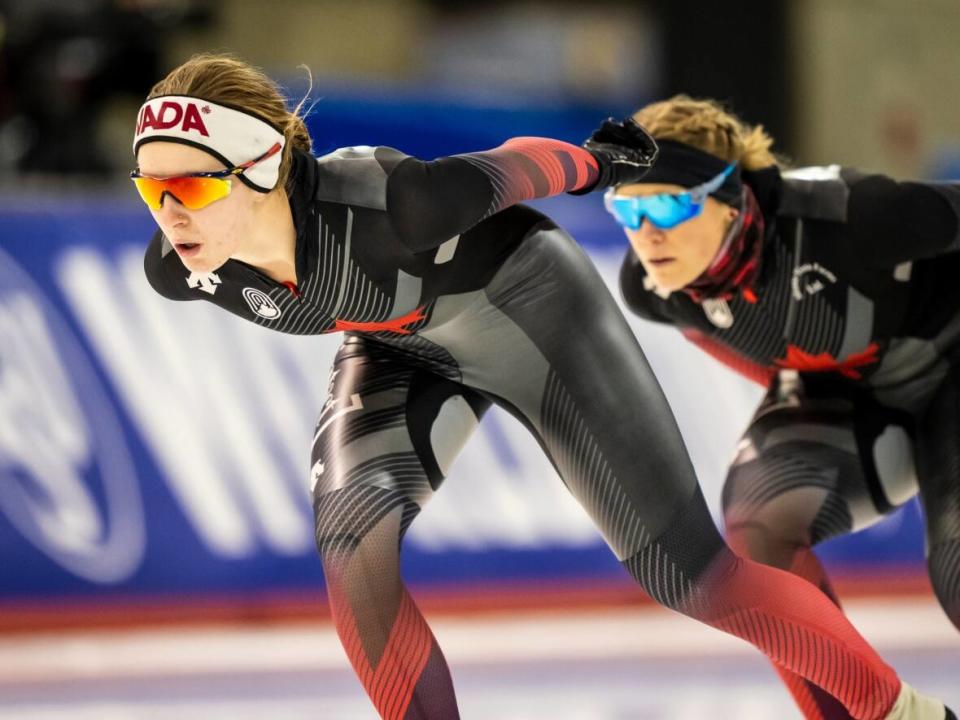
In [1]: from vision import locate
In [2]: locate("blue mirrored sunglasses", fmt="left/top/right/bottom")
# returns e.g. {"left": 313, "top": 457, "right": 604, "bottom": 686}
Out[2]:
{"left": 604, "top": 163, "right": 736, "bottom": 230}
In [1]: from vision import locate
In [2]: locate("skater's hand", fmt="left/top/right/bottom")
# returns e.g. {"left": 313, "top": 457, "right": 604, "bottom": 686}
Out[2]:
{"left": 571, "top": 118, "right": 659, "bottom": 194}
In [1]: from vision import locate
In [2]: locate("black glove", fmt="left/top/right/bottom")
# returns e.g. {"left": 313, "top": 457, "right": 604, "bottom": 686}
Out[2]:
{"left": 571, "top": 117, "right": 658, "bottom": 194}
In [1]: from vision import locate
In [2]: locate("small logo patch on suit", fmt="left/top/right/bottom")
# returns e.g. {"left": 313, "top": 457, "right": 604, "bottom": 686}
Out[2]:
{"left": 702, "top": 298, "right": 734, "bottom": 328}
{"left": 242, "top": 287, "right": 282, "bottom": 319}
{"left": 186, "top": 271, "right": 221, "bottom": 295}
{"left": 791, "top": 263, "right": 836, "bottom": 300}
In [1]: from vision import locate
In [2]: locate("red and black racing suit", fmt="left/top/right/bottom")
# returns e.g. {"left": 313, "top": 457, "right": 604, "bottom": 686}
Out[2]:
{"left": 147, "top": 144, "right": 908, "bottom": 719}
{"left": 621, "top": 163, "right": 960, "bottom": 720}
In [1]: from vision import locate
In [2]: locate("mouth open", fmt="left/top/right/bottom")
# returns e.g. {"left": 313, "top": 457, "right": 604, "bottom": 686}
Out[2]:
{"left": 175, "top": 242, "right": 201, "bottom": 257}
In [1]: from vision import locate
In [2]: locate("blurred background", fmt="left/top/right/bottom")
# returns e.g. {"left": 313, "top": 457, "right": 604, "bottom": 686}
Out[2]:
{"left": 1, "top": 1, "right": 959, "bottom": 718}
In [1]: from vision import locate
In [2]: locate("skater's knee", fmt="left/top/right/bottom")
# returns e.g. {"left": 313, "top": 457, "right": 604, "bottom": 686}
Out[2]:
{"left": 620, "top": 491, "right": 731, "bottom": 612}
{"left": 722, "top": 468, "right": 822, "bottom": 569}
{"left": 725, "top": 516, "right": 813, "bottom": 571}
{"left": 313, "top": 484, "right": 404, "bottom": 561}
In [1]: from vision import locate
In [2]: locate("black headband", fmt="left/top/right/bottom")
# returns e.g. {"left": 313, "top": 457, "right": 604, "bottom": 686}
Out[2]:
{"left": 634, "top": 139, "right": 743, "bottom": 205}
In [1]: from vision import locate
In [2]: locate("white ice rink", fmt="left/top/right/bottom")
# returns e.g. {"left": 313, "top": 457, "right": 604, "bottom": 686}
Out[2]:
{"left": 1, "top": 595, "right": 957, "bottom": 720}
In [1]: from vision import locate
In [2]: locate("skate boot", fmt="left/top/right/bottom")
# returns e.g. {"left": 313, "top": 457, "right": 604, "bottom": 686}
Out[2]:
{"left": 882, "top": 683, "right": 955, "bottom": 720}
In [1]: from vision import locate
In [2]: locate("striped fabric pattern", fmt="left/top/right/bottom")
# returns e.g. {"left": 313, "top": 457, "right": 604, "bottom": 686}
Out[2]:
{"left": 709, "top": 236, "right": 794, "bottom": 363}
{"left": 539, "top": 370, "right": 650, "bottom": 561}
{"left": 457, "top": 138, "right": 599, "bottom": 221}
{"left": 930, "top": 540, "right": 960, "bottom": 626}
{"left": 539, "top": 370, "right": 902, "bottom": 719}
{"left": 314, "top": 484, "right": 409, "bottom": 556}
{"left": 695, "top": 219, "right": 853, "bottom": 369}
{"left": 326, "top": 568, "right": 437, "bottom": 720}
{"left": 247, "top": 207, "right": 410, "bottom": 335}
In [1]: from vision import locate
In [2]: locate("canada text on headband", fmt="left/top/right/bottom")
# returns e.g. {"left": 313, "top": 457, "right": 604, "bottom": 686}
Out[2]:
{"left": 133, "top": 95, "right": 286, "bottom": 192}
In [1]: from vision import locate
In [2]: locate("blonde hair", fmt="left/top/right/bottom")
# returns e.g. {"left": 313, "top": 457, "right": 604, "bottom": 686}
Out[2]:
{"left": 633, "top": 95, "right": 783, "bottom": 171}
{"left": 148, "top": 53, "right": 312, "bottom": 192}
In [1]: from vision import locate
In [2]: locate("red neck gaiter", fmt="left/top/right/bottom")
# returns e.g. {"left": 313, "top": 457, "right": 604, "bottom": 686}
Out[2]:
{"left": 683, "top": 185, "right": 765, "bottom": 304}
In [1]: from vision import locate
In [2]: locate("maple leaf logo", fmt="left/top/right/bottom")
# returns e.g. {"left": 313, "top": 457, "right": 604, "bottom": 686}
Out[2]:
{"left": 773, "top": 342, "right": 879, "bottom": 380}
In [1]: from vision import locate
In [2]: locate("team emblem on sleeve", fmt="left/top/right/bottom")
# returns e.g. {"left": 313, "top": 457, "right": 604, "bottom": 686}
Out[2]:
{"left": 242, "top": 287, "right": 282, "bottom": 320}
{"left": 703, "top": 298, "right": 734, "bottom": 328}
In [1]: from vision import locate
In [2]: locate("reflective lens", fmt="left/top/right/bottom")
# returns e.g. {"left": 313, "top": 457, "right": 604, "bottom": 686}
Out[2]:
{"left": 604, "top": 191, "right": 701, "bottom": 230}
{"left": 605, "top": 163, "right": 737, "bottom": 230}
{"left": 131, "top": 175, "right": 232, "bottom": 210}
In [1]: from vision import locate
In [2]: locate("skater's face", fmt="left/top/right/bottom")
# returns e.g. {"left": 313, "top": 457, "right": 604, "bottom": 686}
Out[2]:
{"left": 134, "top": 142, "right": 267, "bottom": 274}
{"left": 613, "top": 182, "right": 738, "bottom": 292}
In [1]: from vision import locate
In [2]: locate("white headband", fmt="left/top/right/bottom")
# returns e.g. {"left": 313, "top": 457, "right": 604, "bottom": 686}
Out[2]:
{"left": 133, "top": 95, "right": 286, "bottom": 192}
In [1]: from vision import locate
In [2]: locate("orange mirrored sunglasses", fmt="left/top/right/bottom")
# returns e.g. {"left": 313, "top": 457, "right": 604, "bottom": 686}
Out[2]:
{"left": 131, "top": 142, "right": 282, "bottom": 211}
